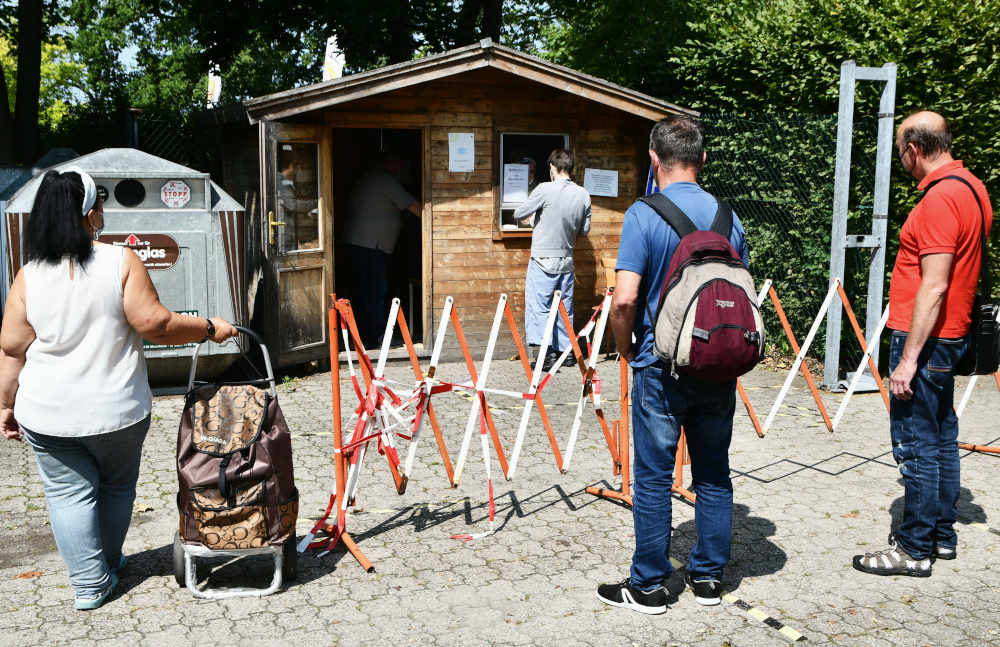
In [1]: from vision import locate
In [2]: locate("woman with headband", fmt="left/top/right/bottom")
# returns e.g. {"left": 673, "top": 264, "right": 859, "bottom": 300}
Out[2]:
{"left": 0, "top": 168, "right": 238, "bottom": 609}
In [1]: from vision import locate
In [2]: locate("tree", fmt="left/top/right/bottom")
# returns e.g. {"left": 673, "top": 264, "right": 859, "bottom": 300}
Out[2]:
{"left": 538, "top": 0, "right": 694, "bottom": 99}
{"left": 0, "top": 0, "right": 64, "bottom": 164}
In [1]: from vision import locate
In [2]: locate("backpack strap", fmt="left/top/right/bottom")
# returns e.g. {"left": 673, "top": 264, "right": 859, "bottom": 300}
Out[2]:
{"left": 639, "top": 192, "right": 733, "bottom": 238}
{"left": 710, "top": 200, "right": 733, "bottom": 237}
{"left": 638, "top": 193, "right": 698, "bottom": 237}
{"left": 922, "top": 174, "right": 991, "bottom": 300}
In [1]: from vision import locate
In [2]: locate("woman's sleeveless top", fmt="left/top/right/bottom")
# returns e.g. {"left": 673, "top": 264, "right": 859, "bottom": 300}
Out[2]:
{"left": 15, "top": 244, "right": 151, "bottom": 436}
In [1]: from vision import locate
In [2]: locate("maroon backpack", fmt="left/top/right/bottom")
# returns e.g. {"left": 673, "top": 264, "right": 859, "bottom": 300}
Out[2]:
{"left": 639, "top": 192, "right": 764, "bottom": 382}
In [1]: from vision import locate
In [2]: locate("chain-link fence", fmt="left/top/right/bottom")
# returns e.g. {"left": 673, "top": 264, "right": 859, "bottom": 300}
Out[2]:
{"left": 699, "top": 112, "right": 883, "bottom": 379}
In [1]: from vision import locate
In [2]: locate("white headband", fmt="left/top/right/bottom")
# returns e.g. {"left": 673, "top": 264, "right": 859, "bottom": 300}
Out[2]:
{"left": 62, "top": 166, "right": 97, "bottom": 215}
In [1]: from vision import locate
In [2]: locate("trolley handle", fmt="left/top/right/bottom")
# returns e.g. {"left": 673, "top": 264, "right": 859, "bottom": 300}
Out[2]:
{"left": 186, "top": 325, "right": 277, "bottom": 398}
{"left": 234, "top": 325, "right": 265, "bottom": 347}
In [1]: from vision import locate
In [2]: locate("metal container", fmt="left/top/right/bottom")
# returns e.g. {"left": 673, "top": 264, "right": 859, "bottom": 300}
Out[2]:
{"left": 4, "top": 148, "right": 247, "bottom": 384}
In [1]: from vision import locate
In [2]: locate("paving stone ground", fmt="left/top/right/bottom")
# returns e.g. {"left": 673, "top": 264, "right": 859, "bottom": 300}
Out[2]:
{"left": 2, "top": 357, "right": 999, "bottom": 646}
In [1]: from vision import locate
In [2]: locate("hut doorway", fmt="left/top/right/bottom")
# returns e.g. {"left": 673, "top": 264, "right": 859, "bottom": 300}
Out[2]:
{"left": 332, "top": 128, "right": 424, "bottom": 347}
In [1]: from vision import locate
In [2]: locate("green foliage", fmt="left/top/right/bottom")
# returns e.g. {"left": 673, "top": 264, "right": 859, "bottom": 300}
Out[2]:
{"left": 1, "top": 35, "right": 87, "bottom": 131}
{"left": 539, "top": 0, "right": 694, "bottom": 98}
{"left": 670, "top": 0, "right": 1000, "bottom": 362}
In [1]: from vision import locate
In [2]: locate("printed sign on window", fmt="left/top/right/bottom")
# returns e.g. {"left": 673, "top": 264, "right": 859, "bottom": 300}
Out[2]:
{"left": 160, "top": 180, "right": 192, "bottom": 208}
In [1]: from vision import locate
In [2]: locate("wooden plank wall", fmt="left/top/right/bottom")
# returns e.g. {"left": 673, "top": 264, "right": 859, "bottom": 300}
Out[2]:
{"left": 324, "top": 67, "right": 653, "bottom": 350}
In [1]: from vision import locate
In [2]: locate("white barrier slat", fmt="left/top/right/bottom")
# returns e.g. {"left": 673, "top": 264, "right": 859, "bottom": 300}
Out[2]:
{"left": 832, "top": 304, "right": 889, "bottom": 430}
{"left": 403, "top": 297, "right": 453, "bottom": 479}
{"left": 763, "top": 279, "right": 841, "bottom": 433}
{"left": 757, "top": 278, "right": 772, "bottom": 307}
{"left": 562, "top": 291, "right": 613, "bottom": 471}
{"left": 374, "top": 299, "right": 400, "bottom": 379}
{"left": 956, "top": 375, "right": 978, "bottom": 418}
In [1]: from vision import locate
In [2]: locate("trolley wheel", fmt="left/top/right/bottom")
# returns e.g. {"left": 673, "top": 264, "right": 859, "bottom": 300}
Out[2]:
{"left": 282, "top": 539, "right": 298, "bottom": 582}
{"left": 172, "top": 534, "right": 186, "bottom": 587}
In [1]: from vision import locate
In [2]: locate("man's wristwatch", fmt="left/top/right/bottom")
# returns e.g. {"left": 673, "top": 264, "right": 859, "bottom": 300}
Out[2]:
{"left": 200, "top": 318, "right": 215, "bottom": 343}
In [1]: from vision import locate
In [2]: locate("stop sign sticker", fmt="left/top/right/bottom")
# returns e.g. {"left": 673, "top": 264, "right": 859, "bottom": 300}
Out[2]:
{"left": 160, "top": 180, "right": 191, "bottom": 208}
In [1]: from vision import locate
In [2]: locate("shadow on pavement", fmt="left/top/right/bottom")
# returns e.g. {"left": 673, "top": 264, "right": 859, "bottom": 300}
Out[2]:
{"left": 282, "top": 482, "right": 607, "bottom": 584}
{"left": 669, "top": 502, "right": 786, "bottom": 596}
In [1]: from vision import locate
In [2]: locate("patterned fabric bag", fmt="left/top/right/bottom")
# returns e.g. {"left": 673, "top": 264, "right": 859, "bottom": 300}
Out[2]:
{"left": 176, "top": 382, "right": 297, "bottom": 549}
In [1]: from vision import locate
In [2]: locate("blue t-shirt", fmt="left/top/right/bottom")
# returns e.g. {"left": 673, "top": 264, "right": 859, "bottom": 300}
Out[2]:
{"left": 616, "top": 181, "right": 750, "bottom": 368}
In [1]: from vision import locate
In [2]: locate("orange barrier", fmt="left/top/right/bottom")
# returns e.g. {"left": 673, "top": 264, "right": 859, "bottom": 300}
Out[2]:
{"left": 958, "top": 442, "right": 1000, "bottom": 455}
{"left": 585, "top": 355, "right": 696, "bottom": 507}
{"left": 585, "top": 355, "right": 632, "bottom": 505}
{"left": 836, "top": 283, "right": 890, "bottom": 411}
{"left": 955, "top": 364, "right": 1000, "bottom": 455}
{"left": 766, "top": 284, "right": 834, "bottom": 431}
{"left": 394, "top": 305, "right": 455, "bottom": 489}
{"left": 298, "top": 296, "right": 373, "bottom": 571}
{"left": 557, "top": 296, "right": 619, "bottom": 471}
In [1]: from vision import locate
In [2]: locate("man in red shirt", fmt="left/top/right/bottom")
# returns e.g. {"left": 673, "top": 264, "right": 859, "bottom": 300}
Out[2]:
{"left": 854, "top": 111, "right": 992, "bottom": 577}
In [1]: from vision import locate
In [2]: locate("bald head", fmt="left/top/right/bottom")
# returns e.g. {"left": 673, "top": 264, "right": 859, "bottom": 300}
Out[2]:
{"left": 897, "top": 110, "right": 952, "bottom": 159}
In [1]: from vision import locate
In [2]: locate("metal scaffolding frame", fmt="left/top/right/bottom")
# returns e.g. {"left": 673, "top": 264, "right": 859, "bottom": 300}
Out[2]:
{"left": 824, "top": 60, "right": 897, "bottom": 389}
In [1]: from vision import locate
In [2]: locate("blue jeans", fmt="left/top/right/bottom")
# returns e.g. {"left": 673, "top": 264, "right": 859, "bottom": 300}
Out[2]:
{"left": 630, "top": 363, "right": 735, "bottom": 589}
{"left": 344, "top": 244, "right": 390, "bottom": 347}
{"left": 524, "top": 261, "right": 574, "bottom": 352}
{"left": 888, "top": 331, "right": 966, "bottom": 559}
{"left": 23, "top": 417, "right": 150, "bottom": 598}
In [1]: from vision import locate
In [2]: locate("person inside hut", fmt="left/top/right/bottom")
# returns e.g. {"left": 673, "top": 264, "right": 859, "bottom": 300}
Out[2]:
{"left": 513, "top": 148, "right": 591, "bottom": 371}
{"left": 342, "top": 152, "right": 422, "bottom": 347}
{"left": 276, "top": 155, "right": 319, "bottom": 250}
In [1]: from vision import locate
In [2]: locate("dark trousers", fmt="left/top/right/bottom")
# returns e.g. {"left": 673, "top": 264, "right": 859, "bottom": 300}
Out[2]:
{"left": 344, "top": 244, "right": 389, "bottom": 347}
{"left": 888, "top": 331, "right": 967, "bottom": 559}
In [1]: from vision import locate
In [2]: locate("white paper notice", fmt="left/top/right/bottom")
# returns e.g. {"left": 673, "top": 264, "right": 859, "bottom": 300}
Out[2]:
{"left": 584, "top": 168, "right": 619, "bottom": 197}
{"left": 503, "top": 163, "right": 530, "bottom": 203}
{"left": 448, "top": 132, "right": 475, "bottom": 172}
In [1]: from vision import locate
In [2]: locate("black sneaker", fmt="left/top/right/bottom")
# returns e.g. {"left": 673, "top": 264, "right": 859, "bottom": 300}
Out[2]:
{"left": 933, "top": 544, "right": 957, "bottom": 561}
{"left": 596, "top": 578, "right": 667, "bottom": 615}
{"left": 541, "top": 350, "right": 561, "bottom": 373}
{"left": 684, "top": 572, "right": 722, "bottom": 606}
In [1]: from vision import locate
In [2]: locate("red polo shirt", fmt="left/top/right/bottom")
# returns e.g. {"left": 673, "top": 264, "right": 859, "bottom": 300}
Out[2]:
{"left": 888, "top": 160, "right": 992, "bottom": 337}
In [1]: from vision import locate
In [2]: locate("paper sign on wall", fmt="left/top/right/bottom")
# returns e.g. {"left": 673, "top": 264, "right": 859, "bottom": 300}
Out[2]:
{"left": 503, "top": 163, "right": 530, "bottom": 203}
{"left": 584, "top": 168, "right": 619, "bottom": 197}
{"left": 448, "top": 132, "right": 475, "bottom": 172}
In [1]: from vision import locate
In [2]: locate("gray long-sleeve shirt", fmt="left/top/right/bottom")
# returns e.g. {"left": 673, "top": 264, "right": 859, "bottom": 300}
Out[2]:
{"left": 512, "top": 177, "right": 591, "bottom": 273}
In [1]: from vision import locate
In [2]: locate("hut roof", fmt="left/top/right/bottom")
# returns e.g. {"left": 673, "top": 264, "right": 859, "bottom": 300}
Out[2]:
{"left": 246, "top": 39, "right": 695, "bottom": 123}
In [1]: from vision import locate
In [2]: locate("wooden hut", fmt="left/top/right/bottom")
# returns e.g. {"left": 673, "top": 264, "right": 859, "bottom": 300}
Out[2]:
{"left": 240, "top": 39, "right": 694, "bottom": 365}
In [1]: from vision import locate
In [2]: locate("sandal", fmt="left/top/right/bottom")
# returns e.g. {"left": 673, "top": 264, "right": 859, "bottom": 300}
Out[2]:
{"left": 853, "top": 533, "right": 931, "bottom": 577}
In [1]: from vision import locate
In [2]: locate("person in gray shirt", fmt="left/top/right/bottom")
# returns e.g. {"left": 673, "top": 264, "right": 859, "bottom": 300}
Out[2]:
{"left": 513, "top": 148, "right": 591, "bottom": 371}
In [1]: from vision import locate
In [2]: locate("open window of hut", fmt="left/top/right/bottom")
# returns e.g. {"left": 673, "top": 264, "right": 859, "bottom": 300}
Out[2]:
{"left": 498, "top": 132, "right": 569, "bottom": 235}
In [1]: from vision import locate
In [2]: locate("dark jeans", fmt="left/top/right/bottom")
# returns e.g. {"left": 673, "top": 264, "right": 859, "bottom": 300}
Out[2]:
{"left": 630, "top": 363, "right": 736, "bottom": 589}
{"left": 888, "top": 331, "right": 967, "bottom": 559}
{"left": 344, "top": 244, "right": 389, "bottom": 348}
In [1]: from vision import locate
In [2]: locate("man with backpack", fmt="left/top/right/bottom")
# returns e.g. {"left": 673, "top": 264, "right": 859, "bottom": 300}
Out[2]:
{"left": 598, "top": 115, "right": 754, "bottom": 614}
{"left": 853, "top": 111, "right": 992, "bottom": 577}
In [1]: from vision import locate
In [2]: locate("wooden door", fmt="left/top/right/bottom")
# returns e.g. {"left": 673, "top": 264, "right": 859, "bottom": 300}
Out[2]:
{"left": 260, "top": 121, "right": 333, "bottom": 365}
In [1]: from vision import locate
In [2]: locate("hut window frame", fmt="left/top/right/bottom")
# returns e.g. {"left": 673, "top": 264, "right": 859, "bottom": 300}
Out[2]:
{"left": 498, "top": 132, "right": 570, "bottom": 233}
